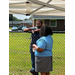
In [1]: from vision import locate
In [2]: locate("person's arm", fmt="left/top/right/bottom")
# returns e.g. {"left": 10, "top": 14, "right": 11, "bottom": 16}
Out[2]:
{"left": 34, "top": 29, "right": 40, "bottom": 32}
{"left": 31, "top": 29, "right": 40, "bottom": 33}
{"left": 23, "top": 27, "right": 40, "bottom": 33}
{"left": 32, "top": 39, "right": 46, "bottom": 52}
{"left": 23, "top": 28, "right": 32, "bottom": 32}
{"left": 32, "top": 44, "right": 44, "bottom": 52}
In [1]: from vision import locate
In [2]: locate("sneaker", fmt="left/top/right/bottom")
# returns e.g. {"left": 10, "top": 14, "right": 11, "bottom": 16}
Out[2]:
{"left": 30, "top": 69, "right": 35, "bottom": 75}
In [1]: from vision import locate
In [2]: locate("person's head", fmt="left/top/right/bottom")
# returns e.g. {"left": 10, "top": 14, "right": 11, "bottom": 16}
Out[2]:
{"left": 39, "top": 24, "right": 53, "bottom": 37}
{"left": 36, "top": 20, "right": 43, "bottom": 28}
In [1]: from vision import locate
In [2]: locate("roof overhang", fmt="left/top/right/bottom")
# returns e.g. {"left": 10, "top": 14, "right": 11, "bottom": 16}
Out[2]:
{"left": 9, "top": 0, "right": 65, "bottom": 16}
{"left": 32, "top": 15, "right": 65, "bottom": 19}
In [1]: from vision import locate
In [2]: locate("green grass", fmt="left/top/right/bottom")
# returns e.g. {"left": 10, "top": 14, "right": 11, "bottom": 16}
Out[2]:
{"left": 9, "top": 27, "right": 12, "bottom": 29}
{"left": 9, "top": 32, "right": 65, "bottom": 75}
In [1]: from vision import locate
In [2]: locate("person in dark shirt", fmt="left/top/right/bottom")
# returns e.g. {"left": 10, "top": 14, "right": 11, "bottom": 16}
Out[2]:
{"left": 23, "top": 20, "right": 43, "bottom": 75}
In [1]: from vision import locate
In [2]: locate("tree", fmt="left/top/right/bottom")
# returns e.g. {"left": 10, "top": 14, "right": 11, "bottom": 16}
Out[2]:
{"left": 29, "top": 17, "right": 31, "bottom": 20}
{"left": 24, "top": 18, "right": 28, "bottom": 21}
{"left": 13, "top": 16, "right": 23, "bottom": 21}
{"left": 13, "top": 16, "right": 19, "bottom": 21}
{"left": 9, "top": 14, "right": 13, "bottom": 21}
{"left": 9, "top": 14, "right": 23, "bottom": 21}
{"left": 23, "top": 17, "right": 31, "bottom": 21}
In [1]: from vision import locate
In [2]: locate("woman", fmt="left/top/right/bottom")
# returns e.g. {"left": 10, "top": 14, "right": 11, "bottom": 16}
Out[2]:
{"left": 32, "top": 25, "right": 53, "bottom": 75}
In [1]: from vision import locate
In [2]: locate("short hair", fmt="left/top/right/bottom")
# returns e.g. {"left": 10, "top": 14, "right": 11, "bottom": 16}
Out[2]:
{"left": 39, "top": 25, "right": 53, "bottom": 37}
{"left": 37, "top": 19, "right": 43, "bottom": 25}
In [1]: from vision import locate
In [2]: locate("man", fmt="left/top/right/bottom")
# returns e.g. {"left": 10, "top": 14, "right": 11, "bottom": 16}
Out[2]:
{"left": 23, "top": 20, "right": 43, "bottom": 75}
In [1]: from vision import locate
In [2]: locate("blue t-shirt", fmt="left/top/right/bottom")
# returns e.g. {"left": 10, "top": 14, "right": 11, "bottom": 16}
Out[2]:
{"left": 35, "top": 35, "right": 53, "bottom": 57}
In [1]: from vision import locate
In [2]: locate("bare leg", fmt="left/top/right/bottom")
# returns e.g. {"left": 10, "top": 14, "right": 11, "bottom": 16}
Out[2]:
{"left": 41, "top": 72, "right": 46, "bottom": 75}
{"left": 46, "top": 72, "right": 50, "bottom": 75}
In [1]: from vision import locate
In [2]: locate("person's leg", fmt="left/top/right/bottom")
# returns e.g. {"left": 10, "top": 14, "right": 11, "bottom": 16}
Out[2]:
{"left": 41, "top": 72, "right": 46, "bottom": 75}
{"left": 30, "top": 48, "right": 35, "bottom": 68}
{"left": 46, "top": 72, "right": 50, "bottom": 75}
{"left": 35, "top": 72, "right": 38, "bottom": 75}
{"left": 30, "top": 48, "right": 38, "bottom": 75}
{"left": 41, "top": 72, "right": 50, "bottom": 75}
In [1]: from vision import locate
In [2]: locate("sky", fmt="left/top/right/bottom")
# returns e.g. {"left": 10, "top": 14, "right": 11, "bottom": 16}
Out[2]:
{"left": 13, "top": 14, "right": 31, "bottom": 20}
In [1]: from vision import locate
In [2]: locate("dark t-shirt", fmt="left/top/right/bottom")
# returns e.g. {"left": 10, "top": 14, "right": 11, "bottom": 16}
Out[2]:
{"left": 30, "top": 28, "right": 40, "bottom": 48}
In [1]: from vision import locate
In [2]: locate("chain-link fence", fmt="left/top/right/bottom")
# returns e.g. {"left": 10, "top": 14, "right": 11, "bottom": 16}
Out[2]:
{"left": 9, "top": 32, "right": 65, "bottom": 75}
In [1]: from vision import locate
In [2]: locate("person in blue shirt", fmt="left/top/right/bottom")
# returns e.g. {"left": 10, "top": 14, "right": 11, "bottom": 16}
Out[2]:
{"left": 32, "top": 25, "right": 53, "bottom": 75}
{"left": 23, "top": 20, "right": 43, "bottom": 75}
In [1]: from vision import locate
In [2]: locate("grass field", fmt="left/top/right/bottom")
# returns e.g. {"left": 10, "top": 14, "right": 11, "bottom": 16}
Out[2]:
{"left": 9, "top": 32, "right": 65, "bottom": 75}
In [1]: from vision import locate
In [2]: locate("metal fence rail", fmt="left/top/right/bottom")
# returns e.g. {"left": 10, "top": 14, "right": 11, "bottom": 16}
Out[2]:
{"left": 9, "top": 32, "right": 65, "bottom": 75}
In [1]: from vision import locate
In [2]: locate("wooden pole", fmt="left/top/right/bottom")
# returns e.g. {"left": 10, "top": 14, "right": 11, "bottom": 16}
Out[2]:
{"left": 33, "top": 20, "right": 34, "bottom": 27}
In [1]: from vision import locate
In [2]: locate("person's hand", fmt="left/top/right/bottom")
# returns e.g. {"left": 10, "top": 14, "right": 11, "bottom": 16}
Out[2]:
{"left": 23, "top": 28, "right": 32, "bottom": 32}
{"left": 32, "top": 48, "right": 36, "bottom": 52}
{"left": 32, "top": 30, "right": 34, "bottom": 33}
{"left": 28, "top": 28, "right": 32, "bottom": 31}
{"left": 32, "top": 44, "right": 36, "bottom": 48}
{"left": 32, "top": 44, "right": 38, "bottom": 50}
{"left": 32, "top": 44, "right": 36, "bottom": 52}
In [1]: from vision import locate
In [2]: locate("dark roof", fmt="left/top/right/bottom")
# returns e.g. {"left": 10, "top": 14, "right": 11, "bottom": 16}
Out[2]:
{"left": 19, "top": 20, "right": 33, "bottom": 23}
{"left": 9, "top": 21, "right": 22, "bottom": 24}
{"left": 33, "top": 15, "right": 65, "bottom": 19}
{"left": 9, "top": 20, "right": 33, "bottom": 24}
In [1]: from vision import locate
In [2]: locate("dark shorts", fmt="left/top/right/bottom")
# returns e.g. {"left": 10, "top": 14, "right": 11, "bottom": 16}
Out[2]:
{"left": 35, "top": 56, "right": 53, "bottom": 72}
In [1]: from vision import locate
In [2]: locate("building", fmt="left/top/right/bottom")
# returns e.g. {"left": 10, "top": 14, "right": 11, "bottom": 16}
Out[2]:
{"left": 32, "top": 15, "right": 65, "bottom": 32}
{"left": 9, "top": 20, "right": 33, "bottom": 27}
{"left": 19, "top": 20, "right": 33, "bottom": 28}
{"left": 9, "top": 21, "right": 22, "bottom": 27}
{"left": 9, "top": 16, "right": 65, "bottom": 32}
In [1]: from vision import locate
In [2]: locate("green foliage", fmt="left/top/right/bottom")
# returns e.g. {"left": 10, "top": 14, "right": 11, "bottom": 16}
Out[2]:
{"left": 9, "top": 14, "right": 23, "bottom": 21}
{"left": 9, "top": 14, "right": 13, "bottom": 21}
{"left": 13, "top": 16, "right": 23, "bottom": 21}
{"left": 9, "top": 33, "right": 65, "bottom": 75}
